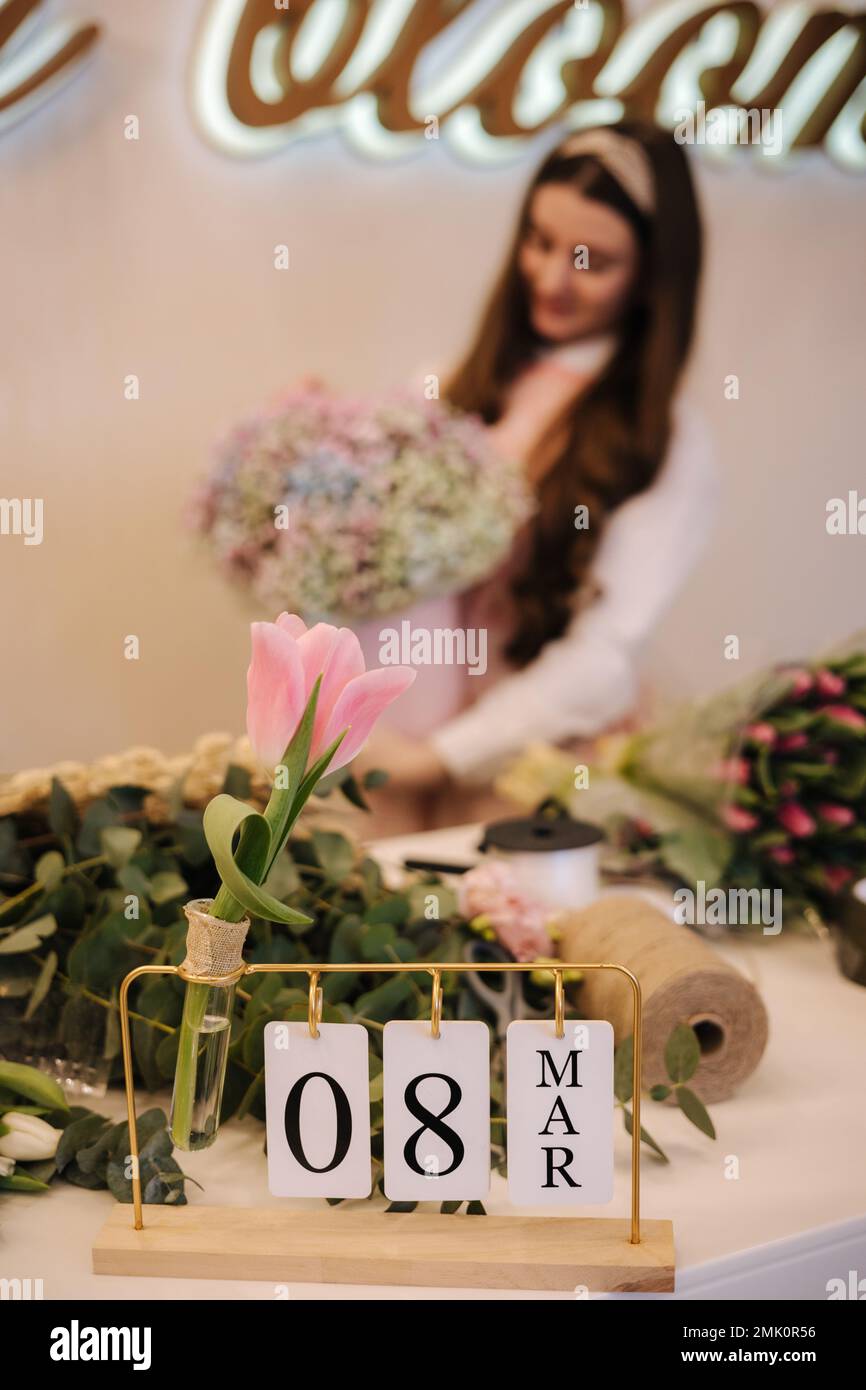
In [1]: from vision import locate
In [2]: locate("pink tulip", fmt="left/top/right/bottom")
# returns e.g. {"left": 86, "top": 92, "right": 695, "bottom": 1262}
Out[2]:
{"left": 784, "top": 668, "right": 814, "bottom": 699}
{"left": 767, "top": 845, "right": 795, "bottom": 866}
{"left": 822, "top": 749, "right": 840, "bottom": 765}
{"left": 815, "top": 669, "right": 846, "bottom": 698}
{"left": 777, "top": 733, "right": 808, "bottom": 753}
{"left": 721, "top": 804, "right": 759, "bottom": 833}
{"left": 819, "top": 704, "right": 866, "bottom": 730}
{"left": 817, "top": 803, "right": 856, "bottom": 828}
{"left": 246, "top": 613, "right": 415, "bottom": 772}
{"left": 777, "top": 802, "right": 816, "bottom": 838}
{"left": 744, "top": 722, "right": 776, "bottom": 746}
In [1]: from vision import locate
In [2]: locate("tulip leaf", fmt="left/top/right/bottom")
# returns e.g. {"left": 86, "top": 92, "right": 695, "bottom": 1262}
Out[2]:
{"left": 0, "top": 1173, "right": 52, "bottom": 1192}
{"left": 0, "top": 1061, "right": 68, "bottom": 1112}
{"left": 292, "top": 731, "right": 348, "bottom": 820}
{"left": 203, "top": 796, "right": 312, "bottom": 926}
{"left": 261, "top": 678, "right": 322, "bottom": 873}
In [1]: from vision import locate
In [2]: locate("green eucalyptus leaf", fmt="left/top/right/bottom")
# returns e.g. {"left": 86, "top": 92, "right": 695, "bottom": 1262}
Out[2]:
{"left": 622, "top": 1106, "right": 669, "bottom": 1162}
{"left": 665, "top": 1025, "right": 701, "bottom": 1084}
{"left": 35, "top": 851, "right": 65, "bottom": 891}
{"left": 613, "top": 1035, "right": 634, "bottom": 1104}
{"left": 0, "top": 913, "right": 57, "bottom": 955}
{"left": 311, "top": 830, "right": 355, "bottom": 883}
{"left": 362, "top": 768, "right": 388, "bottom": 789}
{"left": 148, "top": 870, "right": 188, "bottom": 905}
{"left": 676, "top": 1085, "right": 717, "bottom": 1139}
{"left": 364, "top": 897, "right": 409, "bottom": 927}
{"left": 48, "top": 777, "right": 79, "bottom": 839}
{"left": 55, "top": 1114, "right": 108, "bottom": 1171}
{"left": 76, "top": 800, "right": 119, "bottom": 857}
{"left": 222, "top": 764, "right": 252, "bottom": 799}
{"left": 353, "top": 975, "right": 413, "bottom": 1023}
{"left": 336, "top": 774, "right": 370, "bottom": 812}
{"left": 100, "top": 826, "right": 143, "bottom": 869}
{"left": 23, "top": 950, "right": 58, "bottom": 1020}
{"left": 361, "top": 921, "right": 397, "bottom": 961}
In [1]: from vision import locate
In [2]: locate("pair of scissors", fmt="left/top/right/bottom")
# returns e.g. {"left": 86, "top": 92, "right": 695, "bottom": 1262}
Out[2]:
{"left": 462, "top": 939, "right": 549, "bottom": 1039}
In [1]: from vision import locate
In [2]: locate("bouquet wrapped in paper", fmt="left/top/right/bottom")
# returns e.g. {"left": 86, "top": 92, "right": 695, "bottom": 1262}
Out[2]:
{"left": 499, "top": 645, "right": 866, "bottom": 926}
{"left": 189, "top": 387, "right": 532, "bottom": 621}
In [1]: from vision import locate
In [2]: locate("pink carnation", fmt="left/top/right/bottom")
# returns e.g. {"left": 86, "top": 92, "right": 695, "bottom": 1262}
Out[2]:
{"left": 457, "top": 861, "right": 552, "bottom": 962}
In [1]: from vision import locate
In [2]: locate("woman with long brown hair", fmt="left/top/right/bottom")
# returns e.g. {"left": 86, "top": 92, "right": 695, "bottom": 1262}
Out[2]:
{"left": 357, "top": 120, "right": 717, "bottom": 829}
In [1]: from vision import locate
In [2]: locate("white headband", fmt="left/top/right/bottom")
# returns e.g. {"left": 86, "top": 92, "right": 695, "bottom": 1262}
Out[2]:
{"left": 556, "top": 129, "right": 656, "bottom": 217}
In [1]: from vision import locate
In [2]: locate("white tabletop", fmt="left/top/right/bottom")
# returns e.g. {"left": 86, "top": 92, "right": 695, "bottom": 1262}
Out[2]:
{"left": 3, "top": 825, "right": 865, "bottom": 1300}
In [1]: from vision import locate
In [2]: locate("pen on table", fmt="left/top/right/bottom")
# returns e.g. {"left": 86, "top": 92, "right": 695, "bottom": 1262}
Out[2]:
{"left": 402, "top": 858, "right": 474, "bottom": 875}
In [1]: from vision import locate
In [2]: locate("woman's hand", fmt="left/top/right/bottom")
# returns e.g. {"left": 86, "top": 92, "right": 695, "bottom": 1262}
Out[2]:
{"left": 355, "top": 727, "right": 450, "bottom": 793}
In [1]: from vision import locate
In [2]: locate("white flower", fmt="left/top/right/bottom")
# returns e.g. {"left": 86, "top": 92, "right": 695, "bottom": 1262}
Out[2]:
{"left": 0, "top": 1155, "right": 15, "bottom": 1177}
{"left": 0, "top": 1112, "right": 60, "bottom": 1161}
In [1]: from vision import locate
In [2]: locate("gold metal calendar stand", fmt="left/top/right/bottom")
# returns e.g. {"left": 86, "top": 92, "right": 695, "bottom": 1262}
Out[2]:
{"left": 92, "top": 960, "right": 675, "bottom": 1292}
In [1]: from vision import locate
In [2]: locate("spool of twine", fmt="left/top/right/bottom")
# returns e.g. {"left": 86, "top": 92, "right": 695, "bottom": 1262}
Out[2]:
{"left": 557, "top": 895, "right": 769, "bottom": 1103}
{"left": 181, "top": 899, "right": 250, "bottom": 978}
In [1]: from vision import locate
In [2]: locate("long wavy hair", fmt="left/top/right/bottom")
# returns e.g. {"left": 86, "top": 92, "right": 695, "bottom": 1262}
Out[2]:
{"left": 445, "top": 121, "right": 702, "bottom": 666}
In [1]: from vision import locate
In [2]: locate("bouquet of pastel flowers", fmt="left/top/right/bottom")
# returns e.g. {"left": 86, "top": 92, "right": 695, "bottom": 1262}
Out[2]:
{"left": 189, "top": 386, "right": 532, "bottom": 621}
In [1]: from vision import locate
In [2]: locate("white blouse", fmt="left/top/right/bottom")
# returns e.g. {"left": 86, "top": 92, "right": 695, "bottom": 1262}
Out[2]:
{"left": 429, "top": 343, "right": 718, "bottom": 783}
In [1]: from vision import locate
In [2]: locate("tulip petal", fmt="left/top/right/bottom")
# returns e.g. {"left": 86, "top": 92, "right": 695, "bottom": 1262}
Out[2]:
{"left": 275, "top": 612, "right": 308, "bottom": 640}
{"left": 315, "top": 666, "right": 416, "bottom": 771}
{"left": 246, "top": 622, "right": 307, "bottom": 770}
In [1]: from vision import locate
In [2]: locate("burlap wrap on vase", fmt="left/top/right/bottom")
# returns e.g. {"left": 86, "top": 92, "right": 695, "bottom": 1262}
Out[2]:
{"left": 557, "top": 895, "right": 769, "bottom": 1103}
{"left": 181, "top": 898, "right": 250, "bottom": 977}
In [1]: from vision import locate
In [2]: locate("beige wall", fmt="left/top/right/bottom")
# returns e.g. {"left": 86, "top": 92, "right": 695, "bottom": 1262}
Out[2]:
{"left": 2, "top": 0, "right": 865, "bottom": 773}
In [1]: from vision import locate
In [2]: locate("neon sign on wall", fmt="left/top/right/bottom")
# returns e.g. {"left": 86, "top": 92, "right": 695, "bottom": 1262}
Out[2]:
{"left": 190, "top": 0, "right": 866, "bottom": 169}
{"left": 2, "top": 1, "right": 865, "bottom": 170}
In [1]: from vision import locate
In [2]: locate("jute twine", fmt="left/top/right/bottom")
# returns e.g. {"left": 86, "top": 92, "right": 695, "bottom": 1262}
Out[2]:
{"left": 557, "top": 895, "right": 769, "bottom": 1103}
{"left": 181, "top": 898, "right": 250, "bottom": 978}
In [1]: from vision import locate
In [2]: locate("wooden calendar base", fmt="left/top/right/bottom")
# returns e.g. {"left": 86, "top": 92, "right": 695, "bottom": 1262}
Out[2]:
{"left": 93, "top": 1205, "right": 675, "bottom": 1292}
